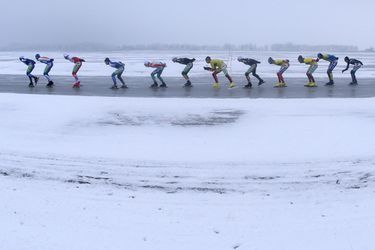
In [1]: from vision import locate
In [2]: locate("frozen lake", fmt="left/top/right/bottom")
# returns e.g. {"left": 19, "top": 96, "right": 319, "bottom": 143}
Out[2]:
{"left": 1, "top": 50, "right": 375, "bottom": 78}
{"left": 1, "top": 75, "right": 374, "bottom": 98}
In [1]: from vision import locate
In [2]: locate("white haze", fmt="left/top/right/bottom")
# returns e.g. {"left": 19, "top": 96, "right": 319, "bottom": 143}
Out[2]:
{"left": 0, "top": 0, "right": 374, "bottom": 48}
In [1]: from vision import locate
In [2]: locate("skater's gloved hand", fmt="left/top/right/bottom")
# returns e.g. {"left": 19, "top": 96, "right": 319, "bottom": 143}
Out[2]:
{"left": 204, "top": 66, "right": 212, "bottom": 71}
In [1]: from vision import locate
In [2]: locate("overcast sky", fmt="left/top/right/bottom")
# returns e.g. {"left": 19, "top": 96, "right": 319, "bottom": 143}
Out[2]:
{"left": 1, "top": 0, "right": 374, "bottom": 48}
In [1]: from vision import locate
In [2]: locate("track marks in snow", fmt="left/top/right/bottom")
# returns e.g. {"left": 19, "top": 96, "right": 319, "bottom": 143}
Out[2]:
{"left": 0, "top": 152, "right": 374, "bottom": 194}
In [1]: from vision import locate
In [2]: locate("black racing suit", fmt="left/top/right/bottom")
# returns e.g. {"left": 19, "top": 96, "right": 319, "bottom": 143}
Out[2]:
{"left": 239, "top": 58, "right": 263, "bottom": 83}
{"left": 343, "top": 59, "right": 363, "bottom": 84}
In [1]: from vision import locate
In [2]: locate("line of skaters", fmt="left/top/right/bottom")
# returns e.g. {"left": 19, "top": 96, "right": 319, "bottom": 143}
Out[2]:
{"left": 18, "top": 53, "right": 363, "bottom": 89}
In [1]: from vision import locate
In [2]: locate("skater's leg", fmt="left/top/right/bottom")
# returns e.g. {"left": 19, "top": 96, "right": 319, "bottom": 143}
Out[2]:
{"left": 351, "top": 64, "right": 361, "bottom": 83}
{"left": 351, "top": 70, "right": 357, "bottom": 83}
{"left": 244, "top": 72, "right": 251, "bottom": 84}
{"left": 182, "top": 63, "right": 193, "bottom": 82}
{"left": 327, "top": 70, "right": 333, "bottom": 82}
{"left": 182, "top": 64, "right": 193, "bottom": 87}
{"left": 307, "top": 64, "right": 318, "bottom": 83}
{"left": 277, "top": 73, "right": 283, "bottom": 83}
{"left": 182, "top": 63, "right": 193, "bottom": 87}
{"left": 252, "top": 65, "right": 263, "bottom": 83}
{"left": 310, "top": 74, "right": 316, "bottom": 83}
{"left": 222, "top": 66, "right": 233, "bottom": 83}
{"left": 327, "top": 61, "right": 337, "bottom": 82}
{"left": 117, "top": 75, "right": 125, "bottom": 85}
{"left": 111, "top": 72, "right": 118, "bottom": 85}
{"left": 112, "top": 68, "right": 124, "bottom": 85}
{"left": 212, "top": 70, "right": 221, "bottom": 83}
{"left": 306, "top": 72, "right": 312, "bottom": 82}
{"left": 27, "top": 65, "right": 38, "bottom": 83}
{"left": 44, "top": 64, "right": 53, "bottom": 82}
{"left": 157, "top": 67, "right": 166, "bottom": 85}
{"left": 72, "top": 62, "right": 82, "bottom": 84}
{"left": 306, "top": 73, "right": 315, "bottom": 83}
{"left": 350, "top": 64, "right": 360, "bottom": 83}
{"left": 245, "top": 65, "right": 255, "bottom": 84}
{"left": 151, "top": 68, "right": 159, "bottom": 84}
{"left": 26, "top": 65, "right": 35, "bottom": 84}
{"left": 277, "top": 72, "right": 284, "bottom": 83}
{"left": 276, "top": 73, "right": 282, "bottom": 83}
{"left": 117, "top": 68, "right": 126, "bottom": 85}
{"left": 182, "top": 72, "right": 189, "bottom": 81}
{"left": 278, "top": 65, "right": 289, "bottom": 83}
{"left": 225, "top": 74, "right": 233, "bottom": 83}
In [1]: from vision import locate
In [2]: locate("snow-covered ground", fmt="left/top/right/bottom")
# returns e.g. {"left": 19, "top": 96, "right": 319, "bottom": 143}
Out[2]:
{"left": 1, "top": 93, "right": 375, "bottom": 250}
{"left": 1, "top": 50, "right": 375, "bottom": 78}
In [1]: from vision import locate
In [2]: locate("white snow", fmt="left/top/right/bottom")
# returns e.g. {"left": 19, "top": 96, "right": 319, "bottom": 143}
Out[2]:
{"left": 0, "top": 93, "right": 375, "bottom": 250}
{"left": 1, "top": 50, "right": 375, "bottom": 78}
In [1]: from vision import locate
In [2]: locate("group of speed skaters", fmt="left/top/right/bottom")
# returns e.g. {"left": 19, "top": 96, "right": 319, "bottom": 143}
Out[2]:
{"left": 18, "top": 53, "right": 363, "bottom": 89}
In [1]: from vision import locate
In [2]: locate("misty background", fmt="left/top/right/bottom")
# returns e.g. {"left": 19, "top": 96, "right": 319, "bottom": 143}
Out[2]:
{"left": 1, "top": 0, "right": 374, "bottom": 51}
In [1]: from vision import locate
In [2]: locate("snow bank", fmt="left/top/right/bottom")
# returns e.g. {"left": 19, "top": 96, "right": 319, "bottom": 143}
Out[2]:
{"left": 0, "top": 94, "right": 375, "bottom": 250}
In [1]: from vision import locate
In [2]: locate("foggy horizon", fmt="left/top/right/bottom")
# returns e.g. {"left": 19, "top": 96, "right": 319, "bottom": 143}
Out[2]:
{"left": 0, "top": 42, "right": 364, "bottom": 53}
{"left": 1, "top": 0, "right": 374, "bottom": 49}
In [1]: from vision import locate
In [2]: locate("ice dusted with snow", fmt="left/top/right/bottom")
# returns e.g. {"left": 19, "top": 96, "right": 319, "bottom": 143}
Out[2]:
{"left": 0, "top": 94, "right": 375, "bottom": 250}
{"left": 1, "top": 50, "right": 375, "bottom": 78}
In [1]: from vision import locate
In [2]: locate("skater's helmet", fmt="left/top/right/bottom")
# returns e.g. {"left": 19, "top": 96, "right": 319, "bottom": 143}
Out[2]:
{"left": 205, "top": 56, "right": 211, "bottom": 63}
{"left": 19, "top": 56, "right": 25, "bottom": 61}
{"left": 344, "top": 56, "right": 350, "bottom": 62}
{"left": 317, "top": 53, "right": 323, "bottom": 59}
{"left": 104, "top": 58, "right": 110, "bottom": 64}
{"left": 35, "top": 54, "right": 40, "bottom": 60}
{"left": 172, "top": 57, "right": 178, "bottom": 63}
{"left": 144, "top": 61, "right": 151, "bottom": 67}
{"left": 63, "top": 54, "right": 69, "bottom": 59}
{"left": 285, "top": 59, "right": 290, "bottom": 63}
{"left": 237, "top": 56, "right": 244, "bottom": 61}
{"left": 298, "top": 55, "right": 304, "bottom": 63}
{"left": 268, "top": 57, "right": 274, "bottom": 64}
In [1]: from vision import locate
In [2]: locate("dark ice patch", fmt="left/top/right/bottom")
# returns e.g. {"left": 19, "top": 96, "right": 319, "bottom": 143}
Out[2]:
{"left": 98, "top": 109, "right": 245, "bottom": 127}
{"left": 244, "top": 175, "right": 281, "bottom": 181}
{"left": 0, "top": 170, "right": 9, "bottom": 176}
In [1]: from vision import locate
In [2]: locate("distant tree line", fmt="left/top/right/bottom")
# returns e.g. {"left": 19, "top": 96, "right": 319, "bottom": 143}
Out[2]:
{"left": 0, "top": 43, "right": 368, "bottom": 52}
{"left": 117, "top": 43, "right": 266, "bottom": 51}
{"left": 269, "top": 43, "right": 359, "bottom": 52}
